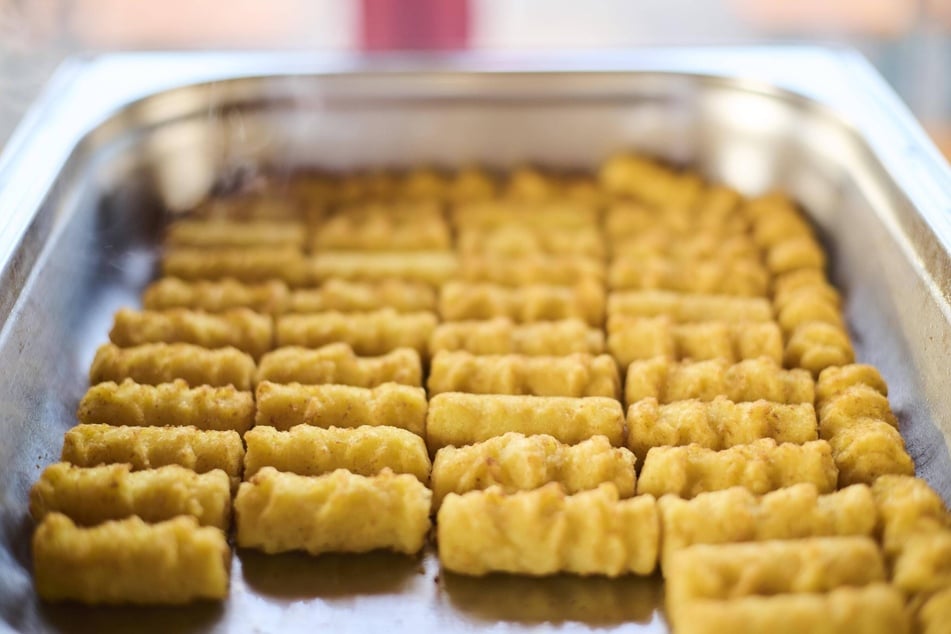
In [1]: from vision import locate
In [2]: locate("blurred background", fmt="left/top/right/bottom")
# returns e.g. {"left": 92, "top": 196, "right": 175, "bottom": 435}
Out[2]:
{"left": 0, "top": 0, "right": 949, "bottom": 159}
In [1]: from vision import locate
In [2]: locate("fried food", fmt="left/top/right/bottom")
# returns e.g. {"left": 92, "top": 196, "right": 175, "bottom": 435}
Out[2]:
{"left": 439, "top": 280, "right": 605, "bottom": 326}
{"left": 429, "top": 318, "right": 604, "bottom": 356}
{"left": 437, "top": 483, "right": 658, "bottom": 577}
{"left": 624, "top": 356, "right": 814, "bottom": 407}
{"left": 33, "top": 514, "right": 229, "bottom": 604}
{"left": 816, "top": 363, "right": 889, "bottom": 405}
{"left": 235, "top": 467, "right": 431, "bottom": 555}
{"left": 142, "top": 277, "right": 290, "bottom": 314}
{"left": 162, "top": 246, "right": 310, "bottom": 286}
{"left": 78, "top": 379, "right": 254, "bottom": 433}
{"left": 428, "top": 351, "right": 619, "bottom": 398}
{"left": 166, "top": 219, "right": 306, "bottom": 248}
{"left": 89, "top": 343, "right": 256, "bottom": 390}
{"left": 61, "top": 424, "right": 244, "bottom": 489}
{"left": 626, "top": 397, "right": 817, "bottom": 462}
{"left": 637, "top": 439, "right": 837, "bottom": 498}
{"left": 448, "top": 167, "right": 496, "bottom": 203}
{"left": 457, "top": 226, "right": 605, "bottom": 259}
{"left": 313, "top": 203, "right": 450, "bottom": 251}
{"left": 310, "top": 251, "right": 458, "bottom": 286}
{"left": 30, "top": 463, "right": 230, "bottom": 529}
{"left": 244, "top": 425, "right": 431, "bottom": 482}
{"left": 607, "top": 317, "right": 783, "bottom": 367}
{"left": 458, "top": 254, "right": 604, "bottom": 286}
{"left": 599, "top": 154, "right": 700, "bottom": 208}
{"left": 671, "top": 584, "right": 908, "bottom": 634}
{"left": 871, "top": 475, "right": 950, "bottom": 555}
{"left": 254, "top": 381, "right": 426, "bottom": 435}
{"left": 452, "top": 200, "right": 599, "bottom": 230}
{"left": 607, "top": 290, "right": 773, "bottom": 323}
{"left": 917, "top": 586, "right": 951, "bottom": 634}
{"left": 817, "top": 372, "right": 913, "bottom": 486}
{"left": 605, "top": 203, "right": 747, "bottom": 239}
{"left": 892, "top": 527, "right": 951, "bottom": 593}
{"left": 665, "top": 537, "right": 885, "bottom": 613}
{"left": 608, "top": 257, "right": 768, "bottom": 296}
{"left": 288, "top": 279, "right": 436, "bottom": 313}
{"left": 431, "top": 433, "right": 635, "bottom": 508}
{"left": 658, "top": 484, "right": 876, "bottom": 570}
{"left": 276, "top": 309, "right": 437, "bottom": 355}
{"left": 784, "top": 321, "right": 855, "bottom": 377}
{"left": 766, "top": 235, "right": 826, "bottom": 275}
{"left": 426, "top": 393, "right": 625, "bottom": 451}
{"left": 610, "top": 232, "right": 759, "bottom": 262}
{"left": 255, "top": 344, "right": 421, "bottom": 387}
{"left": 109, "top": 308, "right": 273, "bottom": 360}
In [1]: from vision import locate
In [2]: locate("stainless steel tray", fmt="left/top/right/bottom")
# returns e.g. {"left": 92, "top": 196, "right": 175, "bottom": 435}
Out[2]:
{"left": 1, "top": 48, "right": 950, "bottom": 633}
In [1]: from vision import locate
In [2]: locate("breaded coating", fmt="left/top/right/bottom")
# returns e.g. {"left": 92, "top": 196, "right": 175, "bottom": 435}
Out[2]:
{"left": 437, "top": 483, "right": 658, "bottom": 577}
{"left": 452, "top": 200, "right": 598, "bottom": 230}
{"left": 599, "top": 154, "right": 701, "bottom": 208}
{"left": 766, "top": 235, "right": 826, "bottom": 275}
{"left": 288, "top": 279, "right": 436, "bottom": 313}
{"left": 776, "top": 289, "right": 845, "bottom": 334}
{"left": 428, "top": 351, "right": 619, "bottom": 398}
{"left": 313, "top": 204, "right": 450, "bottom": 251}
{"left": 61, "top": 424, "right": 244, "bottom": 489}
{"left": 399, "top": 168, "right": 450, "bottom": 201}
{"left": 447, "top": 167, "right": 496, "bottom": 203}
{"left": 608, "top": 290, "right": 773, "bottom": 323}
{"left": 166, "top": 219, "right": 306, "bottom": 248}
{"left": 244, "top": 425, "right": 431, "bottom": 482}
{"left": 637, "top": 439, "right": 837, "bottom": 498}
{"left": 658, "top": 484, "right": 876, "bottom": 570}
{"left": 235, "top": 467, "right": 431, "bottom": 555}
{"left": 626, "top": 397, "right": 817, "bottom": 462}
{"left": 773, "top": 268, "right": 840, "bottom": 306}
{"left": 606, "top": 203, "right": 747, "bottom": 239}
{"left": 784, "top": 321, "right": 855, "bottom": 377}
{"left": 310, "top": 251, "right": 459, "bottom": 286}
{"left": 892, "top": 527, "right": 951, "bottom": 593}
{"left": 33, "top": 514, "right": 229, "bottom": 604}
{"left": 109, "top": 308, "right": 273, "bottom": 360}
{"left": 870, "top": 477, "right": 950, "bottom": 594}
{"left": 665, "top": 537, "right": 884, "bottom": 613}
{"left": 624, "top": 356, "right": 814, "bottom": 407}
{"left": 78, "top": 379, "right": 254, "bottom": 433}
{"left": 816, "top": 363, "right": 889, "bottom": 405}
{"left": 871, "top": 475, "right": 950, "bottom": 555}
{"left": 426, "top": 393, "right": 625, "bottom": 451}
{"left": 672, "top": 584, "right": 908, "bottom": 634}
{"left": 162, "top": 247, "right": 310, "bottom": 286}
{"left": 917, "top": 586, "right": 951, "bottom": 634}
{"left": 276, "top": 309, "right": 437, "bottom": 355}
{"left": 458, "top": 255, "right": 604, "bottom": 286}
{"left": 818, "top": 379, "right": 912, "bottom": 486}
{"left": 608, "top": 257, "right": 768, "bottom": 296}
{"left": 429, "top": 318, "right": 604, "bottom": 356}
{"left": 607, "top": 317, "right": 783, "bottom": 367}
{"left": 254, "top": 381, "right": 426, "bottom": 435}
{"left": 30, "top": 463, "right": 230, "bottom": 529}
{"left": 457, "top": 226, "right": 605, "bottom": 259}
{"left": 611, "top": 231, "right": 759, "bottom": 263}
{"left": 256, "top": 344, "right": 422, "bottom": 387}
{"left": 826, "top": 423, "right": 915, "bottom": 486}
{"left": 142, "top": 277, "right": 290, "bottom": 315}
{"left": 431, "top": 433, "right": 635, "bottom": 508}
{"left": 89, "top": 343, "right": 256, "bottom": 390}
{"left": 439, "top": 280, "right": 605, "bottom": 326}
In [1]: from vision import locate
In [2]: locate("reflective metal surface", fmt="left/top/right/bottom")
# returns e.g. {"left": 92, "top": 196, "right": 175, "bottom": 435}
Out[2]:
{"left": 0, "top": 48, "right": 950, "bottom": 633}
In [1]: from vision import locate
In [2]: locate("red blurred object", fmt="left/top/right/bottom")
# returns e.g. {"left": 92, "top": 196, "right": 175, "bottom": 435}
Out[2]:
{"left": 361, "top": 0, "right": 469, "bottom": 50}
